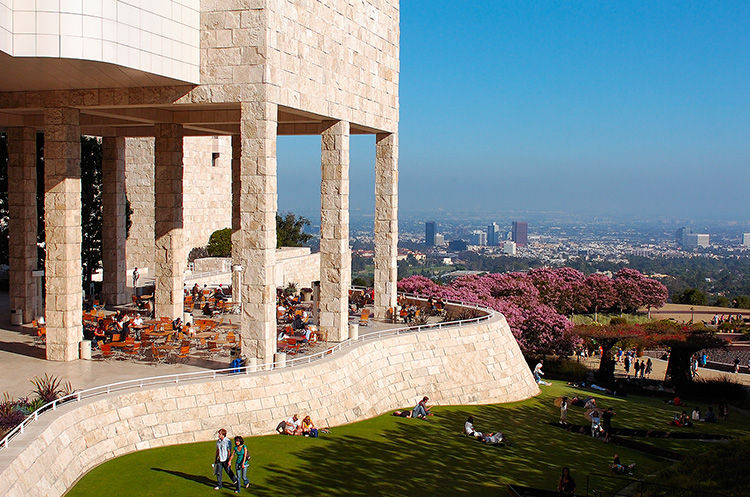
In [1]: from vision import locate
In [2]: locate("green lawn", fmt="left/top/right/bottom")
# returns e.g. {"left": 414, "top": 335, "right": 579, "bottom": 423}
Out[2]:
{"left": 67, "top": 382, "right": 748, "bottom": 496}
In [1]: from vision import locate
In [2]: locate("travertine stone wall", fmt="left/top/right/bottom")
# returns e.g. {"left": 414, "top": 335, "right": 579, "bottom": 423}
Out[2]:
{"left": 126, "top": 136, "right": 232, "bottom": 273}
{"left": 275, "top": 247, "right": 320, "bottom": 289}
{"left": 233, "top": 102, "right": 278, "bottom": 364}
{"left": 319, "top": 120, "right": 350, "bottom": 340}
{"left": 0, "top": 313, "right": 538, "bottom": 497}
{"left": 7, "top": 126, "right": 38, "bottom": 323}
{"left": 124, "top": 137, "right": 155, "bottom": 272}
{"left": 193, "top": 0, "right": 399, "bottom": 132}
{"left": 153, "top": 124, "right": 185, "bottom": 320}
{"left": 43, "top": 108, "right": 82, "bottom": 361}
{"left": 101, "top": 137, "right": 128, "bottom": 305}
{"left": 182, "top": 136, "right": 232, "bottom": 251}
{"left": 373, "top": 132, "right": 398, "bottom": 318}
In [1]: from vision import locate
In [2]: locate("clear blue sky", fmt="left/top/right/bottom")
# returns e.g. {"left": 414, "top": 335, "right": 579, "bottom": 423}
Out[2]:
{"left": 278, "top": 1, "right": 750, "bottom": 222}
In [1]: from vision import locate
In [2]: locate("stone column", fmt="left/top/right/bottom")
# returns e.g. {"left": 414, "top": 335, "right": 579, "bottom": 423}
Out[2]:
{"left": 44, "top": 108, "right": 82, "bottom": 361}
{"left": 319, "top": 120, "right": 350, "bottom": 340}
{"left": 373, "top": 132, "right": 398, "bottom": 319}
{"left": 233, "top": 102, "right": 277, "bottom": 364}
{"left": 7, "top": 127, "right": 38, "bottom": 324}
{"left": 101, "top": 137, "right": 128, "bottom": 305}
{"left": 154, "top": 124, "right": 185, "bottom": 320}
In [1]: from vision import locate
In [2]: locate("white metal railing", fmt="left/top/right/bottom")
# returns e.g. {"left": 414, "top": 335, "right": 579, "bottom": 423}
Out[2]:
{"left": 0, "top": 295, "right": 494, "bottom": 451}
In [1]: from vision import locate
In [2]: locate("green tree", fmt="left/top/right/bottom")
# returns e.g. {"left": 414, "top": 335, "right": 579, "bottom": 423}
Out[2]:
{"left": 81, "top": 137, "right": 102, "bottom": 287}
{"left": 276, "top": 212, "right": 312, "bottom": 248}
{"left": 672, "top": 287, "right": 707, "bottom": 306}
{"left": 713, "top": 295, "right": 731, "bottom": 307}
{"left": 733, "top": 295, "right": 750, "bottom": 309}
{"left": 206, "top": 228, "right": 232, "bottom": 257}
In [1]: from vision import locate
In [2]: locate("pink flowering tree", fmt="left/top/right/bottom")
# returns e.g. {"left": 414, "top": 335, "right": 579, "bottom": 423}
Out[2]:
{"left": 583, "top": 273, "right": 617, "bottom": 322}
{"left": 639, "top": 278, "right": 669, "bottom": 319}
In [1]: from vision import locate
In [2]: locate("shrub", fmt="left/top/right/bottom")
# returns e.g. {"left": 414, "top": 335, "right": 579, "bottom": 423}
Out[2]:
{"left": 206, "top": 228, "right": 232, "bottom": 257}
{"left": 187, "top": 246, "right": 209, "bottom": 263}
{"left": 0, "top": 394, "right": 26, "bottom": 431}
{"left": 30, "top": 373, "right": 73, "bottom": 403}
{"left": 681, "top": 378, "right": 748, "bottom": 403}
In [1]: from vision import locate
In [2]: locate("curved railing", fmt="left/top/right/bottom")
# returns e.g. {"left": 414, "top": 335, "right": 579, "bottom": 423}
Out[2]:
{"left": 0, "top": 295, "right": 496, "bottom": 451}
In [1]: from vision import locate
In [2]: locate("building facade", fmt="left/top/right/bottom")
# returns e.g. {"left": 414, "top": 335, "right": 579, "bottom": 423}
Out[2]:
{"left": 511, "top": 221, "right": 527, "bottom": 247}
{"left": 1, "top": 0, "right": 400, "bottom": 363}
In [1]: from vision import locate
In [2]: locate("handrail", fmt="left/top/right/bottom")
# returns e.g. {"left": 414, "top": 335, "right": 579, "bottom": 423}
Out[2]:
{"left": 0, "top": 294, "right": 495, "bottom": 451}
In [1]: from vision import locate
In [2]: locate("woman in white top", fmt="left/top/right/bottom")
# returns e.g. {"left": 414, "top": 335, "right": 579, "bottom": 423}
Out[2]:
{"left": 464, "top": 416, "right": 483, "bottom": 439}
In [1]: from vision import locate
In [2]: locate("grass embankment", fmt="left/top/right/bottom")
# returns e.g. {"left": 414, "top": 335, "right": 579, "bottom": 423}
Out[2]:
{"left": 67, "top": 382, "right": 748, "bottom": 496}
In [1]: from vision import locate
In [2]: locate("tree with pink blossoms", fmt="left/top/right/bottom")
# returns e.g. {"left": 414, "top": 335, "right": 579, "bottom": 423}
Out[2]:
{"left": 639, "top": 278, "right": 669, "bottom": 319}
{"left": 583, "top": 273, "right": 617, "bottom": 322}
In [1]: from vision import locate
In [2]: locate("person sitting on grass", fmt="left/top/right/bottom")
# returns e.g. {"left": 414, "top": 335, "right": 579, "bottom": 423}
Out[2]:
{"left": 678, "top": 410, "right": 693, "bottom": 427}
{"left": 412, "top": 396, "right": 432, "bottom": 419}
{"left": 591, "top": 410, "right": 603, "bottom": 438}
{"left": 301, "top": 415, "right": 318, "bottom": 437}
{"left": 275, "top": 414, "right": 303, "bottom": 435}
{"left": 558, "top": 467, "right": 576, "bottom": 496}
{"left": 703, "top": 406, "right": 717, "bottom": 423}
{"left": 464, "top": 416, "right": 483, "bottom": 439}
{"left": 691, "top": 406, "right": 701, "bottom": 421}
{"left": 610, "top": 454, "right": 635, "bottom": 475}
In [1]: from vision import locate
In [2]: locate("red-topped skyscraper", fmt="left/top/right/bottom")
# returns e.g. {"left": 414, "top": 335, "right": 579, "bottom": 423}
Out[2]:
{"left": 512, "top": 221, "right": 528, "bottom": 247}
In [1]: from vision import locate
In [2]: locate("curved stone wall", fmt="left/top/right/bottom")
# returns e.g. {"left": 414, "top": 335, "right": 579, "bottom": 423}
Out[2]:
{"left": 0, "top": 313, "right": 537, "bottom": 497}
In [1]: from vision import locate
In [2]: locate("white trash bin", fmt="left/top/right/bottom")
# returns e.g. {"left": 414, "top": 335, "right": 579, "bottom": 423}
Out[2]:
{"left": 10, "top": 309, "right": 23, "bottom": 326}
{"left": 348, "top": 323, "right": 359, "bottom": 340}
{"left": 80, "top": 340, "right": 92, "bottom": 360}
{"left": 274, "top": 352, "right": 287, "bottom": 368}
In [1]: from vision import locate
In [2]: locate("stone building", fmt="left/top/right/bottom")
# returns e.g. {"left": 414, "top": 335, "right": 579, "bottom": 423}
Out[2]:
{"left": 0, "top": 0, "right": 400, "bottom": 363}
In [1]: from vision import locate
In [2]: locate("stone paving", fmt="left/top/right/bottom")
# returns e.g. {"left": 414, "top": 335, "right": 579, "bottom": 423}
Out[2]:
{"left": 0, "top": 291, "right": 424, "bottom": 399}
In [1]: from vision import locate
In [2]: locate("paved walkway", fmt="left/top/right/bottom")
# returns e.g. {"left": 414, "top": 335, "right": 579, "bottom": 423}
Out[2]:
{"left": 580, "top": 354, "right": 750, "bottom": 386}
{"left": 0, "top": 291, "right": 426, "bottom": 399}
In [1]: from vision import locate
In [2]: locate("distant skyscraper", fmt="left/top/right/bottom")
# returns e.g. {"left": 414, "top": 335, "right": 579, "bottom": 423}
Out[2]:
{"left": 743, "top": 233, "right": 750, "bottom": 247}
{"left": 676, "top": 227, "right": 689, "bottom": 246}
{"left": 470, "top": 231, "right": 487, "bottom": 246}
{"left": 425, "top": 221, "right": 436, "bottom": 246}
{"left": 685, "top": 233, "right": 710, "bottom": 248}
{"left": 502, "top": 241, "right": 517, "bottom": 255}
{"left": 512, "top": 221, "right": 528, "bottom": 247}
{"left": 487, "top": 222, "right": 500, "bottom": 246}
{"left": 434, "top": 233, "right": 445, "bottom": 246}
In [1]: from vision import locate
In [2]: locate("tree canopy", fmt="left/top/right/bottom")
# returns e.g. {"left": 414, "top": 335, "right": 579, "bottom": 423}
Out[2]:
{"left": 276, "top": 212, "right": 312, "bottom": 248}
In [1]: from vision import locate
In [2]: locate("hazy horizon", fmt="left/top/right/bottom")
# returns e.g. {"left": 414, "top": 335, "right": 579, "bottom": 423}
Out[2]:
{"left": 277, "top": 2, "right": 750, "bottom": 224}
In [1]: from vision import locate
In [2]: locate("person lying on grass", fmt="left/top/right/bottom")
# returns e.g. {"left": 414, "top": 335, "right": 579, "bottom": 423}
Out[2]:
{"left": 464, "top": 416, "right": 511, "bottom": 445}
{"left": 610, "top": 454, "right": 635, "bottom": 475}
{"left": 392, "top": 410, "right": 413, "bottom": 418}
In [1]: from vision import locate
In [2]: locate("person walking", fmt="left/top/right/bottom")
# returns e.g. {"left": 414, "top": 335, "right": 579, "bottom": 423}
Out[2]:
{"left": 645, "top": 357, "right": 653, "bottom": 378}
{"left": 560, "top": 397, "right": 569, "bottom": 425}
{"left": 214, "top": 428, "right": 237, "bottom": 491}
{"left": 233, "top": 435, "right": 250, "bottom": 491}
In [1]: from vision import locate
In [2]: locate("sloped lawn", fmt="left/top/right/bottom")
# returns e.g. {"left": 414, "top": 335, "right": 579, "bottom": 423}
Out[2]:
{"left": 67, "top": 381, "right": 748, "bottom": 496}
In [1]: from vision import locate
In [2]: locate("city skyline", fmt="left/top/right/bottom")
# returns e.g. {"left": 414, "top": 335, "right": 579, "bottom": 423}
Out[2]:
{"left": 277, "top": 2, "right": 750, "bottom": 222}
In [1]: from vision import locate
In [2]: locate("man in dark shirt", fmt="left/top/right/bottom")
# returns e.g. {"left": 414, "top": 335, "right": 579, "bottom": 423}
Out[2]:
{"left": 602, "top": 407, "right": 616, "bottom": 442}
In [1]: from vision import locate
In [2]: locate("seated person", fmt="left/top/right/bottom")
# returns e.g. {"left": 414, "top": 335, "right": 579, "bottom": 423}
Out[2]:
{"left": 300, "top": 326, "right": 313, "bottom": 343}
{"left": 202, "top": 302, "right": 214, "bottom": 317}
{"left": 131, "top": 314, "right": 144, "bottom": 327}
{"left": 214, "top": 285, "right": 226, "bottom": 301}
{"left": 93, "top": 319, "right": 108, "bottom": 343}
{"left": 301, "top": 415, "right": 318, "bottom": 437}
{"left": 183, "top": 322, "right": 194, "bottom": 337}
{"left": 678, "top": 411, "right": 693, "bottom": 427}
{"left": 691, "top": 407, "right": 701, "bottom": 421}
{"left": 172, "top": 317, "right": 183, "bottom": 333}
{"left": 669, "top": 413, "right": 683, "bottom": 427}
{"left": 591, "top": 410, "right": 603, "bottom": 437}
{"left": 283, "top": 414, "right": 302, "bottom": 435}
{"left": 610, "top": 454, "right": 635, "bottom": 474}
{"left": 392, "top": 410, "right": 413, "bottom": 418}
{"left": 584, "top": 397, "right": 597, "bottom": 410}
{"left": 464, "top": 416, "right": 483, "bottom": 439}
{"left": 412, "top": 396, "right": 431, "bottom": 419}
{"left": 703, "top": 406, "right": 717, "bottom": 423}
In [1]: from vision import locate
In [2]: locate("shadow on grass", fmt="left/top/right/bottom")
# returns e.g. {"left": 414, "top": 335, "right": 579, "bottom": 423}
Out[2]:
{"left": 151, "top": 467, "right": 215, "bottom": 488}
{"left": 247, "top": 400, "right": 630, "bottom": 496}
